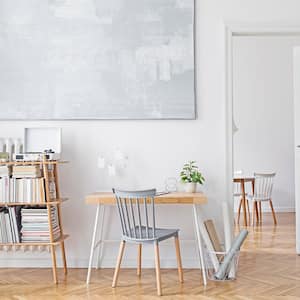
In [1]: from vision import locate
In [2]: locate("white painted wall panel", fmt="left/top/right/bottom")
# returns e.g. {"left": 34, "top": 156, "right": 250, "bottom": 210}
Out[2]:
{"left": 1, "top": 0, "right": 300, "bottom": 267}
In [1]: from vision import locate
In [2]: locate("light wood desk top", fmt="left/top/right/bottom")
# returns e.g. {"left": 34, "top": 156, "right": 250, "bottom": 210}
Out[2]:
{"left": 233, "top": 177, "right": 254, "bottom": 183}
{"left": 85, "top": 192, "right": 207, "bottom": 205}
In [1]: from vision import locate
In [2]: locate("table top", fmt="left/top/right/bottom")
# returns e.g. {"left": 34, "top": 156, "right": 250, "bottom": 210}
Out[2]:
{"left": 85, "top": 192, "right": 208, "bottom": 205}
{"left": 233, "top": 177, "right": 254, "bottom": 183}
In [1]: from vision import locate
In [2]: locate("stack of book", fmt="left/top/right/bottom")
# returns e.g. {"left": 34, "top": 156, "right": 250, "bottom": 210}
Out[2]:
{"left": 21, "top": 207, "right": 61, "bottom": 243}
{"left": 12, "top": 165, "right": 41, "bottom": 178}
{"left": 0, "top": 207, "right": 20, "bottom": 243}
{"left": 0, "top": 178, "right": 46, "bottom": 203}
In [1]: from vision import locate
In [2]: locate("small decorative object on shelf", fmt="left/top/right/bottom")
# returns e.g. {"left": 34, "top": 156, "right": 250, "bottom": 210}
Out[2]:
{"left": 0, "top": 159, "right": 68, "bottom": 284}
{"left": 180, "top": 161, "right": 205, "bottom": 193}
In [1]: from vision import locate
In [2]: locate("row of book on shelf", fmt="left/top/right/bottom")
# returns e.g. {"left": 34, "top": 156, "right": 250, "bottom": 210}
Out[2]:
{"left": 0, "top": 165, "right": 56, "bottom": 203}
{"left": 0, "top": 207, "right": 61, "bottom": 243}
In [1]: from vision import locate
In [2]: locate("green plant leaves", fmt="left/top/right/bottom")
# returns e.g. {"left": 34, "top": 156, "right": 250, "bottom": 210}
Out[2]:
{"left": 180, "top": 160, "right": 205, "bottom": 184}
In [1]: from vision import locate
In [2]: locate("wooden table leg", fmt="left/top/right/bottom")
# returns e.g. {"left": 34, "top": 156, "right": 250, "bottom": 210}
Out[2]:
{"left": 251, "top": 179, "right": 259, "bottom": 223}
{"left": 255, "top": 201, "right": 259, "bottom": 223}
{"left": 241, "top": 180, "right": 247, "bottom": 226}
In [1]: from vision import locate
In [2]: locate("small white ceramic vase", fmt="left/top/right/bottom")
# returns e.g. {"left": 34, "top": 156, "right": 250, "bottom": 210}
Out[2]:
{"left": 184, "top": 182, "right": 197, "bottom": 193}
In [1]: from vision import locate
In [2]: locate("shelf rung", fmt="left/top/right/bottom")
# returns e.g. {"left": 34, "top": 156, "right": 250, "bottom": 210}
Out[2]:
{"left": 0, "top": 160, "right": 69, "bottom": 166}
{"left": 0, "top": 198, "right": 68, "bottom": 206}
{"left": 0, "top": 235, "right": 69, "bottom": 247}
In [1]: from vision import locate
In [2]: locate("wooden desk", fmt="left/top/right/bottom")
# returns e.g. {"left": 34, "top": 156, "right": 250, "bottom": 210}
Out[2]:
{"left": 234, "top": 177, "right": 255, "bottom": 226}
{"left": 85, "top": 192, "right": 208, "bottom": 285}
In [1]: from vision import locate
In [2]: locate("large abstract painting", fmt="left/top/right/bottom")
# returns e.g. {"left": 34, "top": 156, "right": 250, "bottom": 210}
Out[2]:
{"left": 0, "top": 0, "right": 195, "bottom": 119}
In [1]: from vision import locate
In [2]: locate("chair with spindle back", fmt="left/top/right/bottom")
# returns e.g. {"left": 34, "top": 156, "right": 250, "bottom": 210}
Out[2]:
{"left": 247, "top": 173, "right": 277, "bottom": 225}
{"left": 112, "top": 188, "right": 183, "bottom": 296}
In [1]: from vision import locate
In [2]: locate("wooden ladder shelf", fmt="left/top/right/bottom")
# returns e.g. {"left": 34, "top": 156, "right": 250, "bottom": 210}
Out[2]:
{"left": 0, "top": 160, "right": 69, "bottom": 283}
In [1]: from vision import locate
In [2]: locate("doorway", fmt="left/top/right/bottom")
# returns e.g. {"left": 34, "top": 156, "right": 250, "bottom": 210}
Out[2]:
{"left": 225, "top": 26, "right": 300, "bottom": 252}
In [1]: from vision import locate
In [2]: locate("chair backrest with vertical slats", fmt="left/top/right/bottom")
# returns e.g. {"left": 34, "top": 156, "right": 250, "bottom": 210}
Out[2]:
{"left": 253, "top": 172, "right": 276, "bottom": 200}
{"left": 234, "top": 170, "right": 244, "bottom": 195}
{"left": 112, "top": 188, "right": 157, "bottom": 240}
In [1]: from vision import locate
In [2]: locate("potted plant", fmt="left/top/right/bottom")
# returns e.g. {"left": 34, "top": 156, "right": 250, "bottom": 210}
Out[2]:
{"left": 180, "top": 161, "right": 205, "bottom": 193}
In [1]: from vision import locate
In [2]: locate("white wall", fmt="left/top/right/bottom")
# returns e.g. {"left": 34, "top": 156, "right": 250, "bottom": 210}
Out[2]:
{"left": 233, "top": 36, "right": 300, "bottom": 212}
{"left": 1, "top": 0, "right": 300, "bottom": 268}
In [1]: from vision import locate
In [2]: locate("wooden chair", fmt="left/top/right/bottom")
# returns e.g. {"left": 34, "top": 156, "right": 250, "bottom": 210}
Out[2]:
{"left": 112, "top": 188, "right": 183, "bottom": 296}
{"left": 247, "top": 173, "right": 277, "bottom": 225}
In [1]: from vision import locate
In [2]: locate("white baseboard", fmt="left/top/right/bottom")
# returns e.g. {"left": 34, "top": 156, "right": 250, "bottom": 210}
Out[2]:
{"left": 0, "top": 209, "right": 294, "bottom": 269}
{"left": 0, "top": 257, "right": 201, "bottom": 269}
{"left": 0, "top": 240, "right": 202, "bottom": 269}
{"left": 234, "top": 206, "right": 295, "bottom": 213}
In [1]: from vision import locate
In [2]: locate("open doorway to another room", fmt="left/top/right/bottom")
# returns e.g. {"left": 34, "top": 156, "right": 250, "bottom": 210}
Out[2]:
{"left": 232, "top": 34, "right": 298, "bottom": 227}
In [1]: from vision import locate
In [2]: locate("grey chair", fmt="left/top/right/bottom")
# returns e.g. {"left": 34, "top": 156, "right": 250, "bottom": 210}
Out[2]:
{"left": 112, "top": 188, "right": 183, "bottom": 296}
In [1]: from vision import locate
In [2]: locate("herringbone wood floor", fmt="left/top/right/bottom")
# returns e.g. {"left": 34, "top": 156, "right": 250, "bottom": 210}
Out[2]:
{"left": 0, "top": 213, "right": 299, "bottom": 299}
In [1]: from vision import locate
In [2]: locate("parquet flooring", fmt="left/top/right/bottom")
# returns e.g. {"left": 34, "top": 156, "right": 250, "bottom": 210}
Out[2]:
{"left": 0, "top": 213, "right": 299, "bottom": 299}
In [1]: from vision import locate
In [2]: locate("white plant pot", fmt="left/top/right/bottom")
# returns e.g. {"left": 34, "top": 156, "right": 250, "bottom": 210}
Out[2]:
{"left": 184, "top": 182, "right": 197, "bottom": 193}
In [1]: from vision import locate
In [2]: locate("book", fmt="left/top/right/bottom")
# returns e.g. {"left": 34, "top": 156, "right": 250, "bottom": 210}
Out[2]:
{"left": 5, "top": 211, "right": 13, "bottom": 243}
{"left": 0, "top": 166, "right": 11, "bottom": 177}
{"left": 0, "top": 208, "right": 20, "bottom": 243}
{"left": 12, "top": 165, "right": 41, "bottom": 178}
{"left": 204, "top": 219, "right": 223, "bottom": 261}
{"left": 21, "top": 207, "right": 61, "bottom": 243}
{"left": 0, "top": 178, "right": 46, "bottom": 203}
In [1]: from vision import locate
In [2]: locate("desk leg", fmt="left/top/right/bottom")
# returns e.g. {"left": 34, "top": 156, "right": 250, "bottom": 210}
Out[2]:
{"left": 193, "top": 204, "right": 207, "bottom": 286}
{"left": 96, "top": 205, "right": 106, "bottom": 269}
{"left": 86, "top": 203, "right": 101, "bottom": 284}
{"left": 241, "top": 181, "right": 247, "bottom": 226}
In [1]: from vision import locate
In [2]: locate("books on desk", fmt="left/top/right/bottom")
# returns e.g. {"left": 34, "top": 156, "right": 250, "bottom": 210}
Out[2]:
{"left": 21, "top": 207, "right": 61, "bottom": 243}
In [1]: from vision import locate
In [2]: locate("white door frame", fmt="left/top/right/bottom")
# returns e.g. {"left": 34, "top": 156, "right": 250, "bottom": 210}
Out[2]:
{"left": 225, "top": 23, "right": 300, "bottom": 222}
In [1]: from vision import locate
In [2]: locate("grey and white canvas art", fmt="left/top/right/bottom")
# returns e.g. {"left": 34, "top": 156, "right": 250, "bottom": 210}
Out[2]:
{"left": 0, "top": 0, "right": 195, "bottom": 120}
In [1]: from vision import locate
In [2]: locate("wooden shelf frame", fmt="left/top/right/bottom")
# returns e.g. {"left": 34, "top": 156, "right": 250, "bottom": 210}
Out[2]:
{"left": 0, "top": 160, "right": 69, "bottom": 284}
{"left": 0, "top": 235, "right": 69, "bottom": 247}
{"left": 0, "top": 160, "right": 68, "bottom": 166}
{"left": 0, "top": 198, "right": 68, "bottom": 206}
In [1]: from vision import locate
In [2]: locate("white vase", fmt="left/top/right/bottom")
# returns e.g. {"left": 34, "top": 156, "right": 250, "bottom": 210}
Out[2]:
{"left": 184, "top": 182, "right": 197, "bottom": 193}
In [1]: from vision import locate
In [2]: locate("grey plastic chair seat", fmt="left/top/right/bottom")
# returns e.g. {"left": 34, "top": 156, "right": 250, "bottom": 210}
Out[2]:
{"left": 122, "top": 226, "right": 179, "bottom": 243}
